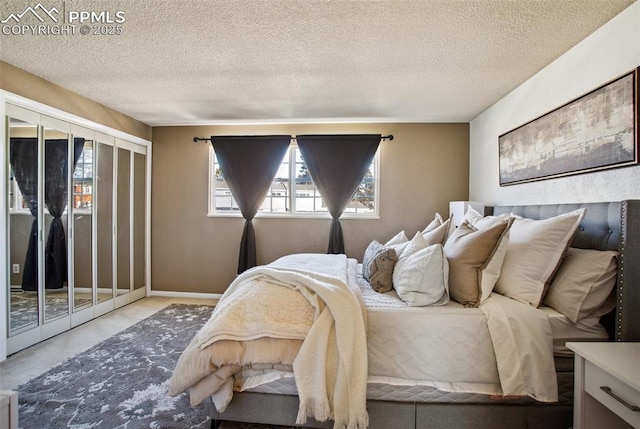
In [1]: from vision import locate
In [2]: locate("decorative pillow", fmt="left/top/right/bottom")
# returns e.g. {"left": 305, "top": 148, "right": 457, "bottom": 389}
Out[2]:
{"left": 395, "top": 231, "right": 428, "bottom": 259}
{"left": 543, "top": 247, "right": 618, "bottom": 323}
{"left": 386, "top": 230, "right": 408, "bottom": 245}
{"left": 422, "top": 219, "right": 451, "bottom": 246}
{"left": 464, "top": 207, "right": 511, "bottom": 229}
{"left": 494, "top": 208, "right": 586, "bottom": 307}
{"left": 393, "top": 244, "right": 449, "bottom": 307}
{"left": 392, "top": 232, "right": 429, "bottom": 289}
{"left": 423, "top": 213, "right": 444, "bottom": 233}
{"left": 385, "top": 230, "right": 410, "bottom": 257}
{"left": 443, "top": 219, "right": 513, "bottom": 307}
{"left": 362, "top": 241, "right": 398, "bottom": 293}
{"left": 464, "top": 207, "right": 514, "bottom": 297}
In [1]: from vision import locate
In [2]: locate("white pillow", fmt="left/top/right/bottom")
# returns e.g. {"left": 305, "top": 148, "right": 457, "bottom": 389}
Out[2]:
{"left": 395, "top": 231, "right": 428, "bottom": 259}
{"left": 464, "top": 207, "right": 511, "bottom": 229}
{"left": 393, "top": 243, "right": 450, "bottom": 307}
{"left": 422, "top": 219, "right": 450, "bottom": 246}
{"left": 386, "top": 230, "right": 408, "bottom": 245}
{"left": 385, "top": 230, "right": 410, "bottom": 257}
{"left": 494, "top": 208, "right": 586, "bottom": 307}
{"left": 423, "top": 213, "right": 444, "bottom": 233}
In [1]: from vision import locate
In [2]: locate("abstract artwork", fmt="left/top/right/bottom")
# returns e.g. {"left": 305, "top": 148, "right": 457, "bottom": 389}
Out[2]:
{"left": 499, "top": 68, "right": 638, "bottom": 186}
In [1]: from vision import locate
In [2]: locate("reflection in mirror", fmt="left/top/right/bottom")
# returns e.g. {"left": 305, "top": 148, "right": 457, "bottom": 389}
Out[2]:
{"left": 96, "top": 142, "right": 113, "bottom": 304}
{"left": 8, "top": 117, "right": 40, "bottom": 335}
{"left": 133, "top": 153, "right": 146, "bottom": 290}
{"left": 116, "top": 148, "right": 131, "bottom": 296}
{"left": 43, "top": 126, "right": 78, "bottom": 323}
{"left": 73, "top": 137, "right": 94, "bottom": 312}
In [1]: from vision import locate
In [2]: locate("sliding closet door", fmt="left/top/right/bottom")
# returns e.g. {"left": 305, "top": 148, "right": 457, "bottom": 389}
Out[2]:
{"left": 95, "top": 135, "right": 115, "bottom": 317}
{"left": 114, "top": 141, "right": 147, "bottom": 306}
{"left": 70, "top": 126, "right": 95, "bottom": 326}
{"left": 6, "top": 109, "right": 75, "bottom": 351}
{"left": 115, "top": 146, "right": 131, "bottom": 299}
{"left": 41, "top": 116, "right": 72, "bottom": 340}
{"left": 6, "top": 107, "right": 41, "bottom": 352}
{"left": 132, "top": 152, "right": 146, "bottom": 293}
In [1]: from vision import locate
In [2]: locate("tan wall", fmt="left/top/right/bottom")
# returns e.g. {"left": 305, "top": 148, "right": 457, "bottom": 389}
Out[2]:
{"left": 152, "top": 123, "right": 470, "bottom": 294}
{"left": 0, "top": 61, "right": 151, "bottom": 141}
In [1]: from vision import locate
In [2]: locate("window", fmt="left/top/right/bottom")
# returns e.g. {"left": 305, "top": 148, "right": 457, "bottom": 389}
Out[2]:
{"left": 209, "top": 145, "right": 379, "bottom": 217}
{"left": 8, "top": 172, "right": 26, "bottom": 212}
{"left": 72, "top": 142, "right": 93, "bottom": 210}
{"left": 9, "top": 141, "right": 94, "bottom": 213}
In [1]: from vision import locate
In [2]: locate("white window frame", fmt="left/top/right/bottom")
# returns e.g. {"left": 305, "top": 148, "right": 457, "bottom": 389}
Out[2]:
{"left": 208, "top": 144, "right": 380, "bottom": 219}
{"left": 71, "top": 141, "right": 94, "bottom": 213}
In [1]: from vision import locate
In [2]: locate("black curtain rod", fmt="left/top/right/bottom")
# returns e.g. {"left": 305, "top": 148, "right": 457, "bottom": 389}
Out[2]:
{"left": 193, "top": 135, "right": 394, "bottom": 143}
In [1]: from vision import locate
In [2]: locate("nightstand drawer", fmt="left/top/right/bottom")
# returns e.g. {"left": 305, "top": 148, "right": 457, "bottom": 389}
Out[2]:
{"left": 585, "top": 361, "right": 640, "bottom": 428}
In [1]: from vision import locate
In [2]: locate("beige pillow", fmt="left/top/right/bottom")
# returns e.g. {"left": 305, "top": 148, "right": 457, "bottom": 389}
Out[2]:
{"left": 494, "top": 208, "right": 586, "bottom": 307}
{"left": 464, "top": 208, "right": 514, "bottom": 297}
{"left": 362, "top": 241, "right": 398, "bottom": 293}
{"left": 543, "top": 247, "right": 618, "bottom": 323}
{"left": 443, "top": 219, "right": 513, "bottom": 307}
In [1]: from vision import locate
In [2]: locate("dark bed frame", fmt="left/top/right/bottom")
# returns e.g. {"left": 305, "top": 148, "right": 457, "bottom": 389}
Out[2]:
{"left": 207, "top": 200, "right": 640, "bottom": 429}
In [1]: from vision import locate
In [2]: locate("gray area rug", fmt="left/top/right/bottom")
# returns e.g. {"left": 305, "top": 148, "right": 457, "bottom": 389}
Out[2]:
{"left": 18, "top": 304, "right": 214, "bottom": 429}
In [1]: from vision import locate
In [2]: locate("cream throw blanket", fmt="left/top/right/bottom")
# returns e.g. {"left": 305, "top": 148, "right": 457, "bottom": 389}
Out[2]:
{"left": 169, "top": 254, "right": 368, "bottom": 429}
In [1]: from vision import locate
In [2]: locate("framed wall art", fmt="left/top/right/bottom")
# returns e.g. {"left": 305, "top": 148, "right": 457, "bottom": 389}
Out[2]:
{"left": 499, "top": 67, "right": 639, "bottom": 186}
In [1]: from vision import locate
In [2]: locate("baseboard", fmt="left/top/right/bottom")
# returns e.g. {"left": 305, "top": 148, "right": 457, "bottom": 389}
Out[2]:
{"left": 150, "top": 290, "right": 223, "bottom": 300}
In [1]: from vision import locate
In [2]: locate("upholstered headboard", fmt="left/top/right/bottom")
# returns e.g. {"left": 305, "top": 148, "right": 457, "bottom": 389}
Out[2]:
{"left": 487, "top": 200, "right": 640, "bottom": 342}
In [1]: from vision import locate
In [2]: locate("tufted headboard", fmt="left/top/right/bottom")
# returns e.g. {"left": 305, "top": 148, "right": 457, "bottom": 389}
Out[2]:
{"left": 487, "top": 200, "right": 640, "bottom": 342}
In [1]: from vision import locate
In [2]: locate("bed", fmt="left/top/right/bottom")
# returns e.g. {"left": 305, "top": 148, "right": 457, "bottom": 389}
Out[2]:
{"left": 172, "top": 200, "right": 640, "bottom": 429}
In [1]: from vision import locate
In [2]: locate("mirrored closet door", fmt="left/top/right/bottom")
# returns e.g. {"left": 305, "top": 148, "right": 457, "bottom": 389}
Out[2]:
{"left": 114, "top": 141, "right": 147, "bottom": 306}
{"left": 7, "top": 109, "right": 40, "bottom": 339}
{"left": 70, "top": 125, "right": 95, "bottom": 325}
{"left": 4, "top": 103, "right": 149, "bottom": 356}
{"left": 133, "top": 152, "right": 146, "bottom": 293}
{"left": 95, "top": 135, "right": 115, "bottom": 315}
{"left": 41, "top": 116, "right": 73, "bottom": 334}
{"left": 116, "top": 146, "right": 131, "bottom": 298}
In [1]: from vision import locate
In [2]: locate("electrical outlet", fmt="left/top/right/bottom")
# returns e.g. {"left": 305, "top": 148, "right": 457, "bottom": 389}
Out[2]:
{"left": 12, "top": 264, "right": 20, "bottom": 274}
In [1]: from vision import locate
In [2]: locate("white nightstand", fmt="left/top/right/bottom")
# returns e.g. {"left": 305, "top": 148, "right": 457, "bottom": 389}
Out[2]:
{"left": 567, "top": 342, "right": 640, "bottom": 429}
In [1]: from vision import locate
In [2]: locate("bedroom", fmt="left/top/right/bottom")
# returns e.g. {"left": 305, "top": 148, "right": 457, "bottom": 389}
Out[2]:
{"left": 0, "top": 0, "right": 639, "bottom": 428}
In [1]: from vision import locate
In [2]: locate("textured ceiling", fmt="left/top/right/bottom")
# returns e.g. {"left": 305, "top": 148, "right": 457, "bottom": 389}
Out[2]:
{"left": 0, "top": 0, "right": 635, "bottom": 126}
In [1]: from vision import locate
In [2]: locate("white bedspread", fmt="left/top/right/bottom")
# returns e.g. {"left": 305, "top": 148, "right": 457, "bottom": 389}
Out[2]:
{"left": 360, "top": 266, "right": 557, "bottom": 402}
{"left": 169, "top": 253, "right": 368, "bottom": 429}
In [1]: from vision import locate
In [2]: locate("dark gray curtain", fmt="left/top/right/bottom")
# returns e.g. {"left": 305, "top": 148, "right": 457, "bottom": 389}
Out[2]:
{"left": 10, "top": 137, "right": 85, "bottom": 291}
{"left": 211, "top": 135, "right": 291, "bottom": 274}
{"left": 10, "top": 138, "right": 39, "bottom": 291}
{"left": 296, "top": 134, "right": 381, "bottom": 254}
